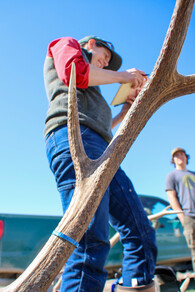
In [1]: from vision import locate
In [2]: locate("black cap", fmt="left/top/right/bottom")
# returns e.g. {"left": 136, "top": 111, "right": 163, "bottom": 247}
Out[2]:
{"left": 78, "top": 35, "right": 122, "bottom": 71}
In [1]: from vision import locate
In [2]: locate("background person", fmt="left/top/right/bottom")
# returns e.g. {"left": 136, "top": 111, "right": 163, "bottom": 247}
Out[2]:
{"left": 44, "top": 35, "right": 157, "bottom": 291}
{"left": 166, "top": 147, "right": 195, "bottom": 272}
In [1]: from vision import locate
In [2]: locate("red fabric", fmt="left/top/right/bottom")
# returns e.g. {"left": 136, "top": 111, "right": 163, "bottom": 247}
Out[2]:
{"left": 47, "top": 37, "right": 89, "bottom": 88}
{"left": 0, "top": 220, "right": 4, "bottom": 239}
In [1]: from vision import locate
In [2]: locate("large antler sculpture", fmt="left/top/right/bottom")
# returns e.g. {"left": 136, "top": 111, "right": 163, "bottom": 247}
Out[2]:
{"left": 2, "top": 0, "right": 195, "bottom": 291}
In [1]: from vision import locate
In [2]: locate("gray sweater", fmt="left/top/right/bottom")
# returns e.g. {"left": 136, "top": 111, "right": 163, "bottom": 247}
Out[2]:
{"left": 44, "top": 49, "right": 113, "bottom": 143}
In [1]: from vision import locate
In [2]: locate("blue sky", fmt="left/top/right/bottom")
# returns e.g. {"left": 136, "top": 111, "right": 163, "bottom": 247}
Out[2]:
{"left": 0, "top": 0, "right": 195, "bottom": 216}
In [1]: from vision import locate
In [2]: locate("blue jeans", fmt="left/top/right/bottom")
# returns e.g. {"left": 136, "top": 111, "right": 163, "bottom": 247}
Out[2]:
{"left": 45, "top": 125, "right": 157, "bottom": 291}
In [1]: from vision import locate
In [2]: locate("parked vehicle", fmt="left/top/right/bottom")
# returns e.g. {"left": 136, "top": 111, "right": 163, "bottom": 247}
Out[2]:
{"left": 0, "top": 213, "right": 60, "bottom": 285}
{"left": 0, "top": 195, "right": 191, "bottom": 285}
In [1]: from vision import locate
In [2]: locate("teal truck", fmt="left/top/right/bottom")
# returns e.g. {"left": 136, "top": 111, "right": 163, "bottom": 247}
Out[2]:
{"left": 0, "top": 213, "right": 61, "bottom": 284}
{"left": 0, "top": 195, "right": 191, "bottom": 285}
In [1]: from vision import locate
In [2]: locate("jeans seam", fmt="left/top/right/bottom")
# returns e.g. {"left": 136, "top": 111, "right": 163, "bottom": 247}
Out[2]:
{"left": 78, "top": 234, "right": 87, "bottom": 291}
{"left": 112, "top": 175, "right": 149, "bottom": 238}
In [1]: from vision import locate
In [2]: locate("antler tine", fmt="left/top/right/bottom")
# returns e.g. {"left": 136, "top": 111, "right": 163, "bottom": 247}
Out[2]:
{"left": 108, "top": 0, "right": 195, "bottom": 165}
{"left": 67, "top": 62, "right": 91, "bottom": 182}
{"left": 165, "top": 73, "right": 195, "bottom": 101}
{"left": 152, "top": 0, "right": 194, "bottom": 78}
{"left": 148, "top": 0, "right": 195, "bottom": 103}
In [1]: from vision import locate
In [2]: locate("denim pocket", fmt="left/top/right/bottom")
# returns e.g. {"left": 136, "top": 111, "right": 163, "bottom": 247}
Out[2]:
{"left": 51, "top": 151, "right": 75, "bottom": 188}
{"left": 45, "top": 126, "right": 71, "bottom": 164}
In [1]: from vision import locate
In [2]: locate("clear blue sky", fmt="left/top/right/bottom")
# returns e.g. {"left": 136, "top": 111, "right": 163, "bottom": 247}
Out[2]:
{"left": 0, "top": 0, "right": 195, "bottom": 216}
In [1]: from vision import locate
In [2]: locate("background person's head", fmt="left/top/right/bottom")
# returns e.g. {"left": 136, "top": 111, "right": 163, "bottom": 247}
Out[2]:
{"left": 171, "top": 147, "right": 190, "bottom": 168}
{"left": 79, "top": 36, "right": 122, "bottom": 71}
